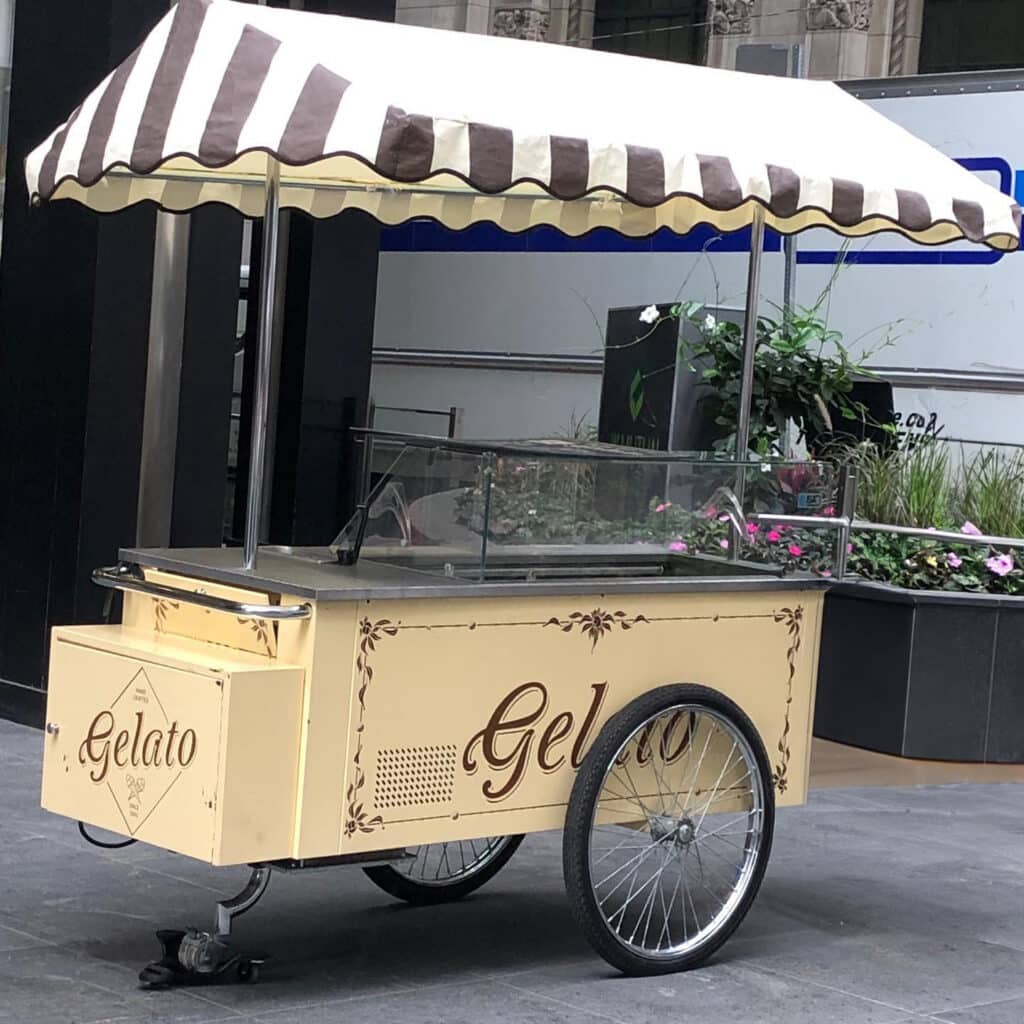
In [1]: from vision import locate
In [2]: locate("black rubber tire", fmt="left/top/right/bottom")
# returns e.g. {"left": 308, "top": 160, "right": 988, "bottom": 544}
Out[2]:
{"left": 237, "top": 961, "right": 260, "bottom": 984}
{"left": 363, "top": 836, "right": 525, "bottom": 905}
{"left": 562, "top": 684, "right": 775, "bottom": 976}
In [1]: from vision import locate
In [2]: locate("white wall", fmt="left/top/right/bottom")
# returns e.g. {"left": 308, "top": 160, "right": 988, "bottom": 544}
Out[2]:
{"left": 372, "top": 249, "right": 782, "bottom": 438}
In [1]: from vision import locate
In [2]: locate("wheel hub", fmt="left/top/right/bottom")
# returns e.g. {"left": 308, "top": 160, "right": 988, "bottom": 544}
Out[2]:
{"left": 649, "top": 815, "right": 696, "bottom": 848}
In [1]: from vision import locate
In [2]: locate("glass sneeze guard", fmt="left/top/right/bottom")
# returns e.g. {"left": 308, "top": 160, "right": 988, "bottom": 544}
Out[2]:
{"left": 332, "top": 433, "right": 843, "bottom": 583}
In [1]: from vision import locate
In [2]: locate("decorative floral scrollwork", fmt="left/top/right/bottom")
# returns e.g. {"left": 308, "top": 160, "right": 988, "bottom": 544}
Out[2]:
{"left": 237, "top": 617, "right": 274, "bottom": 657}
{"left": 153, "top": 599, "right": 180, "bottom": 634}
{"left": 771, "top": 606, "right": 803, "bottom": 793}
{"left": 545, "top": 609, "right": 650, "bottom": 652}
{"left": 344, "top": 618, "right": 399, "bottom": 837}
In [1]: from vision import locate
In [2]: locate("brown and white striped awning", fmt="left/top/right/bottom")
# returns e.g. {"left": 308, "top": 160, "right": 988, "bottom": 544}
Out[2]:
{"left": 24, "top": 0, "right": 1021, "bottom": 249}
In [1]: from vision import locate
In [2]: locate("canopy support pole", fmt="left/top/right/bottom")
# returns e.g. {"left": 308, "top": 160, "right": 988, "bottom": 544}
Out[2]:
{"left": 736, "top": 206, "right": 765, "bottom": 461}
{"left": 729, "top": 207, "right": 766, "bottom": 559}
{"left": 243, "top": 160, "right": 281, "bottom": 572}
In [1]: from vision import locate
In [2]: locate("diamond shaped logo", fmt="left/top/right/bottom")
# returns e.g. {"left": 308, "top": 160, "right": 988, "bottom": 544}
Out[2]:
{"left": 77, "top": 666, "right": 199, "bottom": 836}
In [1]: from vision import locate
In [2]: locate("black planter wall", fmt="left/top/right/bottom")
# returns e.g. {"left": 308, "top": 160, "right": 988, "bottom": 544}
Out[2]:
{"left": 815, "top": 581, "right": 1024, "bottom": 763}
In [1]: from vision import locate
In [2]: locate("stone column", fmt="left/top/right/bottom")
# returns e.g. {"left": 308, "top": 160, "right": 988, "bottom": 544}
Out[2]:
{"left": 549, "top": 0, "right": 594, "bottom": 46}
{"left": 395, "top": 0, "right": 491, "bottom": 33}
{"left": 887, "top": 0, "right": 925, "bottom": 76}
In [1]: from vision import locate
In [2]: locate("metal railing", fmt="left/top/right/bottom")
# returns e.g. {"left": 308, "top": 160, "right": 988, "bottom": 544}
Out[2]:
{"left": 93, "top": 564, "right": 312, "bottom": 621}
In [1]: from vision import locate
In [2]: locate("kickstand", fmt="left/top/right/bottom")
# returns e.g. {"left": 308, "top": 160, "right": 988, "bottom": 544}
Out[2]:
{"left": 140, "top": 865, "right": 271, "bottom": 988}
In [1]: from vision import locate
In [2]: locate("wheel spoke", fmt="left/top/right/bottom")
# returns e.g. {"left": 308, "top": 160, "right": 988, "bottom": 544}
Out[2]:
{"left": 584, "top": 701, "right": 768, "bottom": 964}
{"left": 397, "top": 837, "right": 513, "bottom": 887}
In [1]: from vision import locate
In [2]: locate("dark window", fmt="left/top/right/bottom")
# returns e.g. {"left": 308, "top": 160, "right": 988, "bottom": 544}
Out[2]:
{"left": 593, "top": 0, "right": 707, "bottom": 64}
{"left": 919, "top": 0, "right": 1024, "bottom": 74}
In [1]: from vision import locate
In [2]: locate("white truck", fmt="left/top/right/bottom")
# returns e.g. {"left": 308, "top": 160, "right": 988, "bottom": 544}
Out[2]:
{"left": 369, "top": 69, "right": 1024, "bottom": 448}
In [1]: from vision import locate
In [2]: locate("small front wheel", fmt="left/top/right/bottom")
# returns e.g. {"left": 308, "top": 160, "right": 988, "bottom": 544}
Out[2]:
{"left": 364, "top": 836, "right": 524, "bottom": 905}
{"left": 563, "top": 684, "right": 774, "bottom": 976}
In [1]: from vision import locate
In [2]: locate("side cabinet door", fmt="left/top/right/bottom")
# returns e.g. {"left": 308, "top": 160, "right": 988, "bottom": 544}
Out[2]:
{"left": 42, "top": 636, "right": 222, "bottom": 863}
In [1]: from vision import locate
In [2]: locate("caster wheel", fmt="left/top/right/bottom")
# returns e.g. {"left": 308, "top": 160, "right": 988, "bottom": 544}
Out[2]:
{"left": 563, "top": 684, "right": 774, "bottom": 976}
{"left": 237, "top": 960, "right": 260, "bottom": 984}
{"left": 138, "top": 963, "right": 176, "bottom": 988}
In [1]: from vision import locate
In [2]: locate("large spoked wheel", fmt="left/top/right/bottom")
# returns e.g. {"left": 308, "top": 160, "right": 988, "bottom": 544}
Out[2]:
{"left": 363, "top": 836, "right": 524, "bottom": 905}
{"left": 563, "top": 684, "right": 774, "bottom": 976}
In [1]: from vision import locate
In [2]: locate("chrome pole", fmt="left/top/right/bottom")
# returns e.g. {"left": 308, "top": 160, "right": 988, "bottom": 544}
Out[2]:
{"left": 835, "top": 463, "right": 857, "bottom": 579}
{"left": 730, "top": 207, "right": 766, "bottom": 560}
{"left": 735, "top": 206, "right": 766, "bottom": 460}
{"left": 243, "top": 160, "right": 281, "bottom": 571}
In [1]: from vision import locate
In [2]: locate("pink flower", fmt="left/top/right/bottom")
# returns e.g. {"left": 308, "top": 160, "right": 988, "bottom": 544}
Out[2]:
{"left": 987, "top": 552, "right": 1014, "bottom": 577}
{"left": 705, "top": 505, "right": 718, "bottom": 519}
{"left": 846, "top": 543, "right": 853, "bottom": 554}
{"left": 746, "top": 523, "right": 760, "bottom": 535}
{"left": 823, "top": 506, "right": 836, "bottom": 517}
{"left": 767, "top": 530, "right": 782, "bottom": 543}
{"left": 946, "top": 552, "right": 962, "bottom": 569}
{"left": 719, "top": 539, "right": 730, "bottom": 550}
{"left": 655, "top": 502, "right": 671, "bottom": 513}
{"left": 668, "top": 540, "right": 687, "bottom": 553}
{"left": 788, "top": 544, "right": 803, "bottom": 557}
{"left": 961, "top": 521, "right": 982, "bottom": 536}
{"left": 820, "top": 569, "right": 833, "bottom": 577}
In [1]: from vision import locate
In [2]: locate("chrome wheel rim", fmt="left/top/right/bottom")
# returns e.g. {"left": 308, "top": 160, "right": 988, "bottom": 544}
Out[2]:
{"left": 588, "top": 704, "right": 765, "bottom": 960}
{"left": 397, "top": 836, "right": 513, "bottom": 886}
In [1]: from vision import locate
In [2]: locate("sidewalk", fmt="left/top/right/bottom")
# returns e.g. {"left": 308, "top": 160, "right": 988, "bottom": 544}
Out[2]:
{"left": 2, "top": 717, "right": 1023, "bottom": 1024}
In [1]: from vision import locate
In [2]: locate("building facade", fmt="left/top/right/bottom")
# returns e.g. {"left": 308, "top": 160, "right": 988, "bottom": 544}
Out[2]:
{"left": 393, "top": 0, "right": 1024, "bottom": 81}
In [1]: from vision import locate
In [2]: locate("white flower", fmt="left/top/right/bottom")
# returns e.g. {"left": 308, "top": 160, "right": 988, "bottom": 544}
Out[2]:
{"left": 639, "top": 304, "right": 660, "bottom": 325}
{"left": 703, "top": 314, "right": 717, "bottom": 332}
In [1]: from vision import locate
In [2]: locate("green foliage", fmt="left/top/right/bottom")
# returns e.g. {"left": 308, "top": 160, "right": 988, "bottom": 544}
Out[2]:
{"left": 839, "top": 439, "right": 1024, "bottom": 597}
{"left": 955, "top": 448, "right": 1024, "bottom": 539}
{"left": 844, "top": 438, "right": 952, "bottom": 529}
{"left": 850, "top": 532, "right": 1024, "bottom": 597}
{"left": 673, "top": 301, "right": 878, "bottom": 456}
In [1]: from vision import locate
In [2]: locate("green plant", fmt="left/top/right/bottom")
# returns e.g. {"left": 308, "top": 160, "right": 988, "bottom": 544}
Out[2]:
{"left": 850, "top": 531, "right": 1024, "bottom": 597}
{"left": 626, "top": 301, "right": 883, "bottom": 457}
{"left": 955, "top": 447, "right": 1024, "bottom": 539}
{"left": 838, "top": 437, "right": 952, "bottom": 529}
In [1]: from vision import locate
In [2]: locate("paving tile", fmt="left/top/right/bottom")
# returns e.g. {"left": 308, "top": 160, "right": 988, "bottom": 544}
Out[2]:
{"left": 0, "top": 946, "right": 241, "bottom": 1023}
{"left": 2, "top": 716, "right": 1024, "bottom": 1024}
{"left": 0, "top": 922, "right": 52, "bottom": 953}
{"left": 0, "top": 719, "right": 42, "bottom": 761}
{"left": 251, "top": 980, "right": 619, "bottom": 1024}
{"left": 0, "top": 835, "right": 237, "bottom": 962}
{"left": 746, "top": 934, "right": 1024, "bottom": 1016}
{"left": 501, "top": 960, "right": 920, "bottom": 1024}
{"left": 934, "top": 995, "right": 1024, "bottom": 1023}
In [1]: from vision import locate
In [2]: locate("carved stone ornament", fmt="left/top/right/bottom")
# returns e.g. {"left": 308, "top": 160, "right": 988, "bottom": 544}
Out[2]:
{"left": 492, "top": 7, "right": 551, "bottom": 40}
{"left": 711, "top": 0, "right": 754, "bottom": 35}
{"left": 806, "top": 0, "right": 872, "bottom": 31}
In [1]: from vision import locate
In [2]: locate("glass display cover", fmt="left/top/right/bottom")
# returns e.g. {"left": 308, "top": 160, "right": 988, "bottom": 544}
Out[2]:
{"left": 332, "top": 434, "right": 842, "bottom": 583}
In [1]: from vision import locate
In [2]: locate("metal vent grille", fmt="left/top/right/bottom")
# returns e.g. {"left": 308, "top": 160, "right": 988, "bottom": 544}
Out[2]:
{"left": 374, "top": 745, "right": 457, "bottom": 810}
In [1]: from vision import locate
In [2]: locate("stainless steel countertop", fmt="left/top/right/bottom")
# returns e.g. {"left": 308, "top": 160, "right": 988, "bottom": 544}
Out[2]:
{"left": 119, "top": 546, "right": 829, "bottom": 601}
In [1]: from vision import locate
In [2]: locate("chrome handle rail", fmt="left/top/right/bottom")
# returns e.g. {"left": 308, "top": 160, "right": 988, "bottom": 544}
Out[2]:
{"left": 92, "top": 564, "right": 312, "bottom": 621}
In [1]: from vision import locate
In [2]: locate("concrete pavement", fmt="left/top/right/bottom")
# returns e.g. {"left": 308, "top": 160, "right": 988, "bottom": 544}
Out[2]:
{"left": 1, "top": 718, "right": 1023, "bottom": 1024}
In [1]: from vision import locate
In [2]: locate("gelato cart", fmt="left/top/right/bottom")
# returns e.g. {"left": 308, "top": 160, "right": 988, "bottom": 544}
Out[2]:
{"left": 23, "top": 0, "right": 1019, "bottom": 987}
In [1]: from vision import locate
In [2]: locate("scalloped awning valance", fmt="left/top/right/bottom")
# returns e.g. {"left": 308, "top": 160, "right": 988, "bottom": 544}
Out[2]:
{"left": 24, "top": 0, "right": 1020, "bottom": 249}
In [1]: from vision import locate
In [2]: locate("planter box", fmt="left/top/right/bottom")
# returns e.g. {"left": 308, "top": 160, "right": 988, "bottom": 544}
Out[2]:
{"left": 814, "top": 581, "right": 1024, "bottom": 763}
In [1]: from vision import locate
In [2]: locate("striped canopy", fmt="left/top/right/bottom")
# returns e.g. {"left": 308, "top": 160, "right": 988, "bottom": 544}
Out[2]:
{"left": 24, "top": 0, "right": 1021, "bottom": 249}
